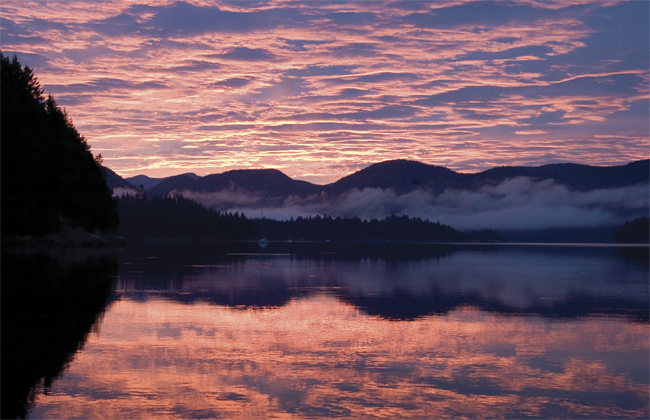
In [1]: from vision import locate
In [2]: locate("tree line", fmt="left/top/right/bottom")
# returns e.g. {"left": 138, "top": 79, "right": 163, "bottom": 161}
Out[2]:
{"left": 116, "top": 193, "right": 502, "bottom": 242}
{"left": 116, "top": 193, "right": 258, "bottom": 240}
{"left": 258, "top": 213, "right": 502, "bottom": 242}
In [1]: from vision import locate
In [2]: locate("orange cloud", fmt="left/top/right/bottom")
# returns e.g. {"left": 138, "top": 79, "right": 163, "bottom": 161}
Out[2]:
{"left": 1, "top": 0, "right": 647, "bottom": 181}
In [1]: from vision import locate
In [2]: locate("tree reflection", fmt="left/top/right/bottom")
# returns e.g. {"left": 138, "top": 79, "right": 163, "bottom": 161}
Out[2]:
{"left": 116, "top": 243, "right": 649, "bottom": 323}
{"left": 1, "top": 252, "right": 118, "bottom": 419}
{"left": 339, "top": 289, "right": 650, "bottom": 323}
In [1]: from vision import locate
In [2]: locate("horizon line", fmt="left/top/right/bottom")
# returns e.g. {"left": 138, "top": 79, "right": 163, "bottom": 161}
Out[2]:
{"left": 109, "top": 157, "right": 650, "bottom": 186}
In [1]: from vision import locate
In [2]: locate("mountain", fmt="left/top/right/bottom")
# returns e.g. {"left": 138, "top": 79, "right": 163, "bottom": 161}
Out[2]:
{"left": 104, "top": 167, "right": 137, "bottom": 190}
{"left": 138, "top": 159, "right": 649, "bottom": 198}
{"left": 148, "top": 168, "right": 321, "bottom": 198}
{"left": 146, "top": 173, "right": 204, "bottom": 196}
{"left": 328, "top": 159, "right": 650, "bottom": 194}
{"left": 471, "top": 160, "right": 650, "bottom": 192}
{"left": 325, "top": 160, "right": 462, "bottom": 195}
{"left": 108, "top": 159, "right": 648, "bottom": 240}
{"left": 126, "top": 173, "right": 198, "bottom": 190}
{"left": 103, "top": 169, "right": 200, "bottom": 190}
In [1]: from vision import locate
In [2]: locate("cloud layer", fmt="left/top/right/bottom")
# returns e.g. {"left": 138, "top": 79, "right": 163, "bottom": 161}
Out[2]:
{"left": 173, "top": 177, "right": 649, "bottom": 231}
{"left": 1, "top": 0, "right": 648, "bottom": 182}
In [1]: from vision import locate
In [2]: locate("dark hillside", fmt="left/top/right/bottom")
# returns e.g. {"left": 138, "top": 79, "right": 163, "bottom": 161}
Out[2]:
{"left": 473, "top": 160, "right": 649, "bottom": 191}
{"left": 195, "top": 169, "right": 320, "bottom": 196}
{"left": 116, "top": 194, "right": 259, "bottom": 240}
{"left": 127, "top": 173, "right": 198, "bottom": 190}
{"left": 103, "top": 166, "right": 137, "bottom": 190}
{"left": 332, "top": 159, "right": 649, "bottom": 195}
{"left": 326, "top": 160, "right": 462, "bottom": 195}
{"left": 150, "top": 168, "right": 321, "bottom": 198}
{"left": 147, "top": 174, "right": 199, "bottom": 195}
{"left": 127, "top": 159, "right": 648, "bottom": 202}
{"left": 1, "top": 53, "right": 118, "bottom": 236}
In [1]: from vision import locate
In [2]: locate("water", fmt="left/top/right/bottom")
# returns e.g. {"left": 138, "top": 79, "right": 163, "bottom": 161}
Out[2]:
{"left": 5, "top": 243, "right": 649, "bottom": 419}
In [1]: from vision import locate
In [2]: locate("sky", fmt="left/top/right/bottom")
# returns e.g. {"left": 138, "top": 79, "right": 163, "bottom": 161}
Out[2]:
{"left": 1, "top": 0, "right": 649, "bottom": 184}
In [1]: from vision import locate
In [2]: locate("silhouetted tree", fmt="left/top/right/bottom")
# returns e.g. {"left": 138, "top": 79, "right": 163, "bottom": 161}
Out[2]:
{"left": 612, "top": 217, "right": 650, "bottom": 243}
{"left": 1, "top": 53, "right": 118, "bottom": 236}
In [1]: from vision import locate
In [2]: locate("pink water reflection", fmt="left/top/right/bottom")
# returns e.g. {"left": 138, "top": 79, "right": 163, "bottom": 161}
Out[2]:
{"left": 29, "top": 294, "right": 648, "bottom": 419}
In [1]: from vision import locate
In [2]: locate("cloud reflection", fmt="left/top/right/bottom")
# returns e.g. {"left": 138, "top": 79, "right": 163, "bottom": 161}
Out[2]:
{"left": 29, "top": 297, "right": 649, "bottom": 419}
{"left": 114, "top": 244, "right": 649, "bottom": 321}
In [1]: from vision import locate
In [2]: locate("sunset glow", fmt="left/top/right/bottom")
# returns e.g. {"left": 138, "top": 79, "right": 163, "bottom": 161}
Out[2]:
{"left": 1, "top": 0, "right": 648, "bottom": 182}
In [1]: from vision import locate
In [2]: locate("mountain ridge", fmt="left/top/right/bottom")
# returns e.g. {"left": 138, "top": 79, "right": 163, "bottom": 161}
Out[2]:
{"left": 107, "top": 159, "right": 650, "bottom": 198}
{"left": 126, "top": 173, "right": 199, "bottom": 190}
{"left": 104, "top": 167, "right": 137, "bottom": 190}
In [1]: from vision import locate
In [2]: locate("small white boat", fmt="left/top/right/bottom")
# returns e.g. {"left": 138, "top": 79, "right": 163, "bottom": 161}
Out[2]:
{"left": 258, "top": 237, "right": 269, "bottom": 247}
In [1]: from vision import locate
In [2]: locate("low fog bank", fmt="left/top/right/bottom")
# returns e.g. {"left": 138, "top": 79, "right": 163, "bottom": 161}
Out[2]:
{"left": 171, "top": 177, "right": 649, "bottom": 231}
{"left": 112, "top": 187, "right": 139, "bottom": 197}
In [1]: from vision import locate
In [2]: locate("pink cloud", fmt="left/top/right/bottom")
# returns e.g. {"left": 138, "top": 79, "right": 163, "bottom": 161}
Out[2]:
{"left": 0, "top": 0, "right": 647, "bottom": 181}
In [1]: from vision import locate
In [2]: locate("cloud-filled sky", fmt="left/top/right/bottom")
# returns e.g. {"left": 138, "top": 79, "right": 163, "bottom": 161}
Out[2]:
{"left": 2, "top": 0, "right": 648, "bottom": 183}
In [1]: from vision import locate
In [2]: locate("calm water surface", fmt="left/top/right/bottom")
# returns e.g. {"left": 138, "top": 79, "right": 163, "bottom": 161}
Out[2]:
{"left": 22, "top": 243, "right": 650, "bottom": 418}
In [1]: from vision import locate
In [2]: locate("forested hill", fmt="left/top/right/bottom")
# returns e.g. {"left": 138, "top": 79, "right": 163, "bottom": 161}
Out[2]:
{"left": 1, "top": 53, "right": 118, "bottom": 237}
{"left": 147, "top": 168, "right": 320, "bottom": 198}
{"left": 104, "top": 167, "right": 137, "bottom": 190}
{"left": 115, "top": 193, "right": 501, "bottom": 242}
{"left": 126, "top": 173, "right": 199, "bottom": 190}
{"left": 326, "top": 159, "right": 649, "bottom": 195}
{"left": 116, "top": 194, "right": 258, "bottom": 240}
{"left": 108, "top": 159, "right": 650, "bottom": 199}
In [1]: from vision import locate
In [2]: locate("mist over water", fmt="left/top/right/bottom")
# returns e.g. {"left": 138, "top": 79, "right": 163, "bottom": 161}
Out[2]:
{"left": 173, "top": 178, "right": 649, "bottom": 231}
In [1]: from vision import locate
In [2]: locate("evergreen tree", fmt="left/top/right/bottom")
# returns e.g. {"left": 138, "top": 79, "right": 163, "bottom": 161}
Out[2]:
{"left": 612, "top": 217, "right": 650, "bottom": 243}
{"left": 1, "top": 53, "right": 118, "bottom": 236}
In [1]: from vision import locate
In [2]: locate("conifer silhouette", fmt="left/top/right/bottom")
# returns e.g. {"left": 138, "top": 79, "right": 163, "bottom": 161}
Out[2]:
{"left": 1, "top": 53, "right": 118, "bottom": 236}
